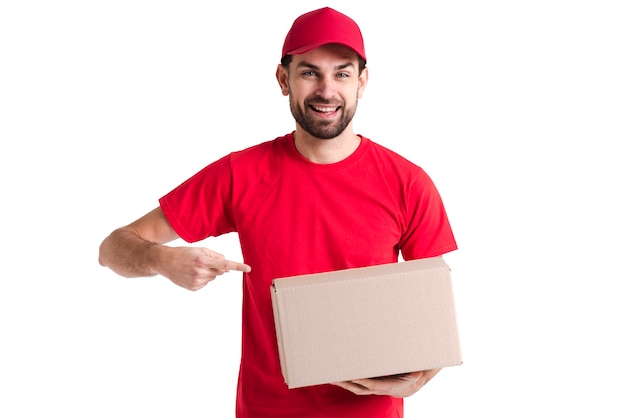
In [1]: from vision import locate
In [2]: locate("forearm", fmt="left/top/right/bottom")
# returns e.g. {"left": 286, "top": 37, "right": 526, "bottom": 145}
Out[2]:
{"left": 98, "top": 227, "right": 161, "bottom": 278}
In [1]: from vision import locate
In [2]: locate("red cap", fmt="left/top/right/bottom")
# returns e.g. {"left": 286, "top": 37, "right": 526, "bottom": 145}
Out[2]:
{"left": 281, "top": 7, "right": 366, "bottom": 62}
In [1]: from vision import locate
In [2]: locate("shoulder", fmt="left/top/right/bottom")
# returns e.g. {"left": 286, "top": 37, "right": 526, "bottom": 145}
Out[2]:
{"left": 363, "top": 136, "right": 427, "bottom": 176}
{"left": 230, "top": 133, "right": 292, "bottom": 163}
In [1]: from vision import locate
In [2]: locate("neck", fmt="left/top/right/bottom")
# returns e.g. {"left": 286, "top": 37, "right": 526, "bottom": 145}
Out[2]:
{"left": 293, "top": 128, "right": 361, "bottom": 164}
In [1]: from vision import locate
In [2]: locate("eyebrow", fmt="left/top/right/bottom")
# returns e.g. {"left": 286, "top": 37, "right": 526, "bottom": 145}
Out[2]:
{"left": 295, "top": 61, "right": 356, "bottom": 72}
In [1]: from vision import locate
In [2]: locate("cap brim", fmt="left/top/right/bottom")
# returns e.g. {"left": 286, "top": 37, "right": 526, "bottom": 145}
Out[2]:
{"left": 283, "top": 41, "right": 366, "bottom": 62}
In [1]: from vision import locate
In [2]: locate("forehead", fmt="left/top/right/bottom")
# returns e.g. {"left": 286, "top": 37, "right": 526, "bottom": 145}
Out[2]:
{"left": 292, "top": 44, "right": 360, "bottom": 67}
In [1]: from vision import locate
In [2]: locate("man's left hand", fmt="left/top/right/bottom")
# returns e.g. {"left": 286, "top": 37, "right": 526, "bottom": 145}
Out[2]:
{"left": 331, "top": 368, "right": 440, "bottom": 398}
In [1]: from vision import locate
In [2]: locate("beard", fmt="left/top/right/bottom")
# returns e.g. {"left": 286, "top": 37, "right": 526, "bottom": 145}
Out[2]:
{"left": 289, "top": 95, "right": 358, "bottom": 140}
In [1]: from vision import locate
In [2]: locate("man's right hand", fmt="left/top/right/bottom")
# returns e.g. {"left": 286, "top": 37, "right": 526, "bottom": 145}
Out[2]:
{"left": 99, "top": 207, "right": 250, "bottom": 288}
{"left": 155, "top": 246, "right": 251, "bottom": 291}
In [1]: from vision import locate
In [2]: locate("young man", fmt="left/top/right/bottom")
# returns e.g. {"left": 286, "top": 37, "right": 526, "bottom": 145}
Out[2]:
{"left": 99, "top": 7, "right": 457, "bottom": 417}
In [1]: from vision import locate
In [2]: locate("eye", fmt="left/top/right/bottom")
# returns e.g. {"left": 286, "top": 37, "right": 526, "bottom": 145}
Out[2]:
{"left": 336, "top": 72, "right": 350, "bottom": 79}
{"left": 302, "top": 71, "right": 317, "bottom": 77}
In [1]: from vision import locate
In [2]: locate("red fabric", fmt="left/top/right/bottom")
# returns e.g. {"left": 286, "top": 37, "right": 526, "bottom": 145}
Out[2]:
{"left": 159, "top": 133, "right": 457, "bottom": 417}
{"left": 281, "top": 7, "right": 367, "bottom": 61}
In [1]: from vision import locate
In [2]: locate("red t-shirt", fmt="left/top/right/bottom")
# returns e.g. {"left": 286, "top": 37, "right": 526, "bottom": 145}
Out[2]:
{"left": 160, "top": 133, "right": 457, "bottom": 417}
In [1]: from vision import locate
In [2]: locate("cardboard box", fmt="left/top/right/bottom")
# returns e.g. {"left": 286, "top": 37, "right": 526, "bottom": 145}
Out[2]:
{"left": 271, "top": 257, "right": 462, "bottom": 389}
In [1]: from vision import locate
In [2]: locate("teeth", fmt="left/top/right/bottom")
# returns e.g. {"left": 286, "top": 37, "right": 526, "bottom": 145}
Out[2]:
{"left": 312, "top": 105, "right": 337, "bottom": 113}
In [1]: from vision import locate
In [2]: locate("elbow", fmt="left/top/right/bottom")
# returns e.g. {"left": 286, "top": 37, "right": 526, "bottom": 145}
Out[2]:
{"left": 98, "top": 236, "right": 111, "bottom": 268}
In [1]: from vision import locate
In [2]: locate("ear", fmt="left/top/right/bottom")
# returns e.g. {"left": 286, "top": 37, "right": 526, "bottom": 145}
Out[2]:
{"left": 357, "top": 67, "right": 369, "bottom": 99}
{"left": 276, "top": 64, "right": 289, "bottom": 96}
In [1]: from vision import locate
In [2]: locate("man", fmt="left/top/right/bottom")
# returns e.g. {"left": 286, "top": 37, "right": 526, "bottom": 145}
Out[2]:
{"left": 99, "top": 7, "right": 457, "bottom": 417}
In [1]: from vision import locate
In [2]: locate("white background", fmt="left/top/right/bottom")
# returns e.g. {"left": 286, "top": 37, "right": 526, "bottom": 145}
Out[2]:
{"left": 1, "top": 1, "right": 625, "bottom": 416}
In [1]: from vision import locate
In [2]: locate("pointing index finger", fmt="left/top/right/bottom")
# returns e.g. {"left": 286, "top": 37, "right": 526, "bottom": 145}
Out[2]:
{"left": 223, "top": 259, "right": 252, "bottom": 273}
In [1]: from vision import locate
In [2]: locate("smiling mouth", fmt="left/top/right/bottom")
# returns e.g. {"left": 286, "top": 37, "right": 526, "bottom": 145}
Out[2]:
{"left": 310, "top": 105, "right": 340, "bottom": 114}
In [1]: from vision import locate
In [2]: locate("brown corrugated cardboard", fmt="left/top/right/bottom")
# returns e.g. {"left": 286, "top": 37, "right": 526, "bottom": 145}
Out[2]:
{"left": 271, "top": 257, "right": 462, "bottom": 389}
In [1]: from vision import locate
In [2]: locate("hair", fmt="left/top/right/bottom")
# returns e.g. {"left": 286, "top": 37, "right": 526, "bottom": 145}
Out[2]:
{"left": 281, "top": 54, "right": 367, "bottom": 75}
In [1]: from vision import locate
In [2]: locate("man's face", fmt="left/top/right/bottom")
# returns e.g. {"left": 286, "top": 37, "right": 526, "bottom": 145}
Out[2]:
{"left": 278, "top": 44, "right": 368, "bottom": 140}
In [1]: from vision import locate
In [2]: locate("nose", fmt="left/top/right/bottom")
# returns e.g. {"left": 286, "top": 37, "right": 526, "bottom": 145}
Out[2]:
{"left": 315, "top": 75, "right": 337, "bottom": 99}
